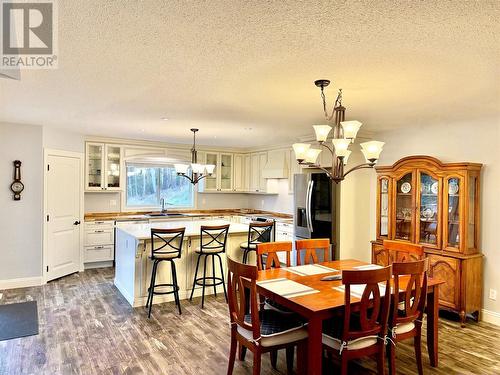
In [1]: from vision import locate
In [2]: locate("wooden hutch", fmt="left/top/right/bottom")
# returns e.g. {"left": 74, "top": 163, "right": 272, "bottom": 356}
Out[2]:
{"left": 371, "top": 156, "right": 483, "bottom": 326}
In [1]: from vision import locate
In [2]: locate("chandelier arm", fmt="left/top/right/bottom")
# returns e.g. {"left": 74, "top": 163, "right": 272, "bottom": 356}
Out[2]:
{"left": 177, "top": 173, "right": 195, "bottom": 184}
{"left": 193, "top": 174, "right": 209, "bottom": 184}
{"left": 299, "top": 162, "right": 334, "bottom": 179}
{"left": 319, "top": 141, "right": 335, "bottom": 156}
{"left": 343, "top": 163, "right": 376, "bottom": 177}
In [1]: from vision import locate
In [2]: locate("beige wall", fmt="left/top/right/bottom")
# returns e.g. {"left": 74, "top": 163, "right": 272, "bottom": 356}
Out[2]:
{"left": 374, "top": 120, "right": 500, "bottom": 316}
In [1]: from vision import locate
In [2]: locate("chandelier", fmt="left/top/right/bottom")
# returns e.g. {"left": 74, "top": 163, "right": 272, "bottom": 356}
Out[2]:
{"left": 174, "top": 128, "right": 215, "bottom": 185}
{"left": 292, "top": 79, "right": 384, "bottom": 183}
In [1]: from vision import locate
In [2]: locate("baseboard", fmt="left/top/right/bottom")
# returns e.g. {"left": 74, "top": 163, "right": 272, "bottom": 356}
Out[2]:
{"left": 482, "top": 309, "right": 500, "bottom": 326}
{"left": 0, "top": 276, "right": 42, "bottom": 290}
{"left": 84, "top": 261, "right": 113, "bottom": 270}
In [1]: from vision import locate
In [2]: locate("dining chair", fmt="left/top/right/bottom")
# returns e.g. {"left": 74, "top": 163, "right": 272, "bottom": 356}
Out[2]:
{"left": 189, "top": 224, "right": 230, "bottom": 308}
{"left": 295, "top": 238, "right": 330, "bottom": 265}
{"left": 146, "top": 227, "right": 185, "bottom": 318}
{"left": 322, "top": 265, "right": 392, "bottom": 375}
{"left": 383, "top": 240, "right": 424, "bottom": 264}
{"left": 226, "top": 256, "right": 308, "bottom": 375}
{"left": 240, "top": 221, "right": 274, "bottom": 264}
{"left": 387, "top": 259, "right": 429, "bottom": 375}
{"left": 256, "top": 241, "right": 292, "bottom": 271}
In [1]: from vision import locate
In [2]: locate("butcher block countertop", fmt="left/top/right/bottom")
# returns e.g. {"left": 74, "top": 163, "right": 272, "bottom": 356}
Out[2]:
{"left": 84, "top": 209, "right": 293, "bottom": 223}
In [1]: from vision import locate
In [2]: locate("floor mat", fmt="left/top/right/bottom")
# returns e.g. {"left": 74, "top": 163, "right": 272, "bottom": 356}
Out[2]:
{"left": 0, "top": 301, "right": 39, "bottom": 341}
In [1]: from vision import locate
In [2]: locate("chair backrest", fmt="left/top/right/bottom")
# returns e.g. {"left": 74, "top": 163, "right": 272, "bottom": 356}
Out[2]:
{"left": 295, "top": 238, "right": 330, "bottom": 265}
{"left": 256, "top": 241, "right": 292, "bottom": 270}
{"left": 391, "top": 259, "right": 428, "bottom": 327}
{"left": 341, "top": 266, "right": 392, "bottom": 342}
{"left": 150, "top": 227, "right": 185, "bottom": 259}
{"left": 383, "top": 240, "right": 424, "bottom": 263}
{"left": 247, "top": 221, "right": 274, "bottom": 246}
{"left": 200, "top": 224, "right": 230, "bottom": 253}
{"left": 226, "top": 256, "right": 260, "bottom": 341}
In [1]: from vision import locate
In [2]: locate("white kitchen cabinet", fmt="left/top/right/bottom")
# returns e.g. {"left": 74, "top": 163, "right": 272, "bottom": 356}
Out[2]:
{"left": 84, "top": 220, "right": 115, "bottom": 263}
{"left": 249, "top": 152, "right": 268, "bottom": 193}
{"left": 275, "top": 221, "right": 294, "bottom": 264}
{"left": 201, "top": 152, "right": 234, "bottom": 192}
{"left": 288, "top": 149, "right": 302, "bottom": 194}
{"left": 244, "top": 155, "right": 251, "bottom": 191}
{"left": 233, "top": 154, "right": 245, "bottom": 192}
{"left": 85, "top": 143, "right": 122, "bottom": 191}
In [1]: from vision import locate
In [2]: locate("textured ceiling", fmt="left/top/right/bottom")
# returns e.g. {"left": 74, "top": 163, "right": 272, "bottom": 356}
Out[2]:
{"left": 1, "top": 0, "right": 499, "bottom": 147}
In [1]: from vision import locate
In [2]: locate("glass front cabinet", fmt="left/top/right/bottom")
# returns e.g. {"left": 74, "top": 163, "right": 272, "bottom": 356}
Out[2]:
{"left": 85, "top": 143, "right": 122, "bottom": 191}
{"left": 371, "top": 156, "right": 483, "bottom": 326}
{"left": 199, "top": 152, "right": 234, "bottom": 192}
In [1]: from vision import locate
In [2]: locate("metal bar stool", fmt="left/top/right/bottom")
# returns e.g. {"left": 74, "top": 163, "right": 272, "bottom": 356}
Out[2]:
{"left": 240, "top": 221, "right": 274, "bottom": 264}
{"left": 146, "top": 227, "right": 185, "bottom": 318}
{"left": 189, "top": 224, "right": 230, "bottom": 308}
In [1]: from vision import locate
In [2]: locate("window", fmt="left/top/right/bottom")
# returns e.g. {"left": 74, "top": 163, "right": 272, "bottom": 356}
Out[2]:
{"left": 126, "top": 164, "right": 194, "bottom": 208}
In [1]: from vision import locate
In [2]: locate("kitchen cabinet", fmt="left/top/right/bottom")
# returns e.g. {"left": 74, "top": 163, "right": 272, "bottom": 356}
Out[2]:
{"left": 249, "top": 152, "right": 268, "bottom": 193}
{"left": 85, "top": 143, "right": 122, "bottom": 191}
{"left": 84, "top": 220, "right": 115, "bottom": 264}
{"left": 288, "top": 149, "right": 302, "bottom": 194}
{"left": 370, "top": 155, "right": 483, "bottom": 326}
{"left": 233, "top": 154, "right": 246, "bottom": 192}
{"left": 201, "top": 152, "right": 234, "bottom": 192}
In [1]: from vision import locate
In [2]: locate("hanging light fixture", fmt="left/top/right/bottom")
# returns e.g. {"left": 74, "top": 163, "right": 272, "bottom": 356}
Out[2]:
{"left": 174, "top": 128, "right": 215, "bottom": 185}
{"left": 292, "top": 79, "right": 384, "bottom": 183}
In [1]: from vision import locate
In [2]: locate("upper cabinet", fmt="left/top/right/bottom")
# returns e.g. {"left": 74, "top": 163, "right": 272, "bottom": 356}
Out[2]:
{"left": 374, "top": 156, "right": 482, "bottom": 254}
{"left": 85, "top": 143, "right": 122, "bottom": 191}
{"left": 200, "top": 152, "right": 234, "bottom": 192}
{"left": 249, "top": 152, "right": 268, "bottom": 193}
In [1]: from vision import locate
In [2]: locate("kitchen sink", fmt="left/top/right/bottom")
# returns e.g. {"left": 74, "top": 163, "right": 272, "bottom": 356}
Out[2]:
{"left": 147, "top": 213, "right": 185, "bottom": 217}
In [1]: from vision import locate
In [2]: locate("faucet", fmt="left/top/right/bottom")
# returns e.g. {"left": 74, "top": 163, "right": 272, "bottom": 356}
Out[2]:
{"left": 160, "top": 198, "right": 167, "bottom": 213}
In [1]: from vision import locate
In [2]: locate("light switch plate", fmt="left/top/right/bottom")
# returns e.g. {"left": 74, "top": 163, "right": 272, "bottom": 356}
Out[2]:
{"left": 489, "top": 289, "right": 497, "bottom": 301}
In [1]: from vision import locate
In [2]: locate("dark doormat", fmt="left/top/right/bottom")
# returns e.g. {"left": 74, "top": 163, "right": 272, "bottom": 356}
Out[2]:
{"left": 0, "top": 301, "right": 39, "bottom": 341}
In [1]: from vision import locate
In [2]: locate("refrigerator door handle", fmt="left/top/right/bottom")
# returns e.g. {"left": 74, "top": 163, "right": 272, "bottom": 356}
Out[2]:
{"left": 307, "top": 180, "right": 314, "bottom": 232}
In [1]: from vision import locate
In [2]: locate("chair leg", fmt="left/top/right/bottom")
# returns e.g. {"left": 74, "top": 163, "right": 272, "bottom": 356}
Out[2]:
{"left": 189, "top": 253, "right": 202, "bottom": 301}
{"left": 147, "top": 261, "right": 159, "bottom": 319}
{"left": 414, "top": 328, "right": 423, "bottom": 375}
{"left": 146, "top": 260, "right": 156, "bottom": 310}
{"left": 253, "top": 351, "right": 261, "bottom": 375}
{"left": 201, "top": 254, "right": 208, "bottom": 309}
{"left": 340, "top": 355, "right": 349, "bottom": 375}
{"left": 270, "top": 350, "right": 277, "bottom": 369}
{"left": 377, "top": 342, "right": 386, "bottom": 375}
{"left": 286, "top": 346, "right": 294, "bottom": 374}
{"left": 217, "top": 254, "right": 228, "bottom": 302}
{"left": 387, "top": 340, "right": 396, "bottom": 375}
{"left": 238, "top": 343, "right": 247, "bottom": 361}
{"left": 212, "top": 254, "right": 218, "bottom": 297}
{"left": 297, "top": 341, "right": 307, "bottom": 374}
{"left": 227, "top": 329, "right": 237, "bottom": 375}
{"left": 242, "top": 249, "right": 248, "bottom": 264}
{"left": 171, "top": 261, "right": 182, "bottom": 315}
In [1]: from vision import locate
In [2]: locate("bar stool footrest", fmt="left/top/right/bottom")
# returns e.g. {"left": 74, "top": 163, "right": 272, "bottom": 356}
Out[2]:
{"left": 149, "top": 283, "right": 179, "bottom": 296}
{"left": 193, "top": 277, "right": 225, "bottom": 287}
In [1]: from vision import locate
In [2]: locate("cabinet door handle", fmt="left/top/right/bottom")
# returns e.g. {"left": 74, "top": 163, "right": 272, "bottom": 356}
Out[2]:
{"left": 94, "top": 246, "right": 104, "bottom": 249}
{"left": 95, "top": 221, "right": 105, "bottom": 224}
{"left": 95, "top": 230, "right": 104, "bottom": 233}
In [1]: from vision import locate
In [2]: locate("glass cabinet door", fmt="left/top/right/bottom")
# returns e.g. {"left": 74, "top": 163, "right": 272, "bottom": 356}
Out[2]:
{"left": 468, "top": 175, "right": 478, "bottom": 250}
{"left": 204, "top": 153, "right": 218, "bottom": 191}
{"left": 378, "top": 178, "right": 390, "bottom": 237}
{"left": 395, "top": 172, "right": 414, "bottom": 241}
{"left": 445, "top": 177, "right": 461, "bottom": 250}
{"left": 220, "top": 153, "right": 233, "bottom": 191}
{"left": 418, "top": 172, "right": 439, "bottom": 246}
{"left": 87, "top": 143, "right": 104, "bottom": 189}
{"left": 105, "top": 145, "right": 121, "bottom": 189}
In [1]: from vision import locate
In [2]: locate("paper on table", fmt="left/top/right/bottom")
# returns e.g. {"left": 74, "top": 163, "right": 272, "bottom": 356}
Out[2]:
{"left": 258, "top": 278, "right": 319, "bottom": 298}
{"left": 285, "top": 264, "right": 338, "bottom": 276}
{"left": 353, "top": 264, "right": 383, "bottom": 270}
{"left": 334, "top": 283, "right": 389, "bottom": 299}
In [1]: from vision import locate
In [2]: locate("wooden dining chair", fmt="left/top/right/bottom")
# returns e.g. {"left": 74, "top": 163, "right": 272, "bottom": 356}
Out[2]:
{"left": 295, "top": 238, "right": 330, "bottom": 265}
{"left": 383, "top": 240, "right": 424, "bottom": 264}
{"left": 256, "top": 241, "right": 292, "bottom": 271}
{"left": 226, "top": 256, "right": 308, "bottom": 375}
{"left": 387, "top": 259, "right": 429, "bottom": 375}
{"left": 322, "top": 266, "right": 392, "bottom": 375}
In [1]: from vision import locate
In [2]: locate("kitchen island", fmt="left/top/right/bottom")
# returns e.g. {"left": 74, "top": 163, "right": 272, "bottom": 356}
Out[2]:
{"left": 114, "top": 219, "right": 249, "bottom": 307}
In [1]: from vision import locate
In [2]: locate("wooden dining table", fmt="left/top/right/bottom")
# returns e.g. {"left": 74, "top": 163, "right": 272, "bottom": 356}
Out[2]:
{"left": 256, "top": 259, "right": 444, "bottom": 375}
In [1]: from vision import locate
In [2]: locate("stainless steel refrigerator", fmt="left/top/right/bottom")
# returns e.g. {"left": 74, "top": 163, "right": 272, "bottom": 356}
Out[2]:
{"left": 294, "top": 172, "right": 338, "bottom": 260}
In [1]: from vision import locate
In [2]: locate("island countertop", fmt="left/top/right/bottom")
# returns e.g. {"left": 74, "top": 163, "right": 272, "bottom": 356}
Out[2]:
{"left": 116, "top": 219, "right": 250, "bottom": 240}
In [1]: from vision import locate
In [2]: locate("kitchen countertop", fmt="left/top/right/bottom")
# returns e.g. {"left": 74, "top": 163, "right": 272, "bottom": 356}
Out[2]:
{"left": 116, "top": 219, "right": 249, "bottom": 240}
{"left": 84, "top": 209, "right": 293, "bottom": 223}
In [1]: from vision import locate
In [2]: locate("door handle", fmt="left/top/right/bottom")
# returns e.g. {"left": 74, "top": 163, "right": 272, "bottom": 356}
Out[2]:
{"left": 307, "top": 180, "right": 315, "bottom": 233}
{"left": 73, "top": 220, "right": 81, "bottom": 226}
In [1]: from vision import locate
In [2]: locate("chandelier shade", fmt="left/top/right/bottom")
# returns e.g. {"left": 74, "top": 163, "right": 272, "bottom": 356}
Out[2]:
{"left": 305, "top": 148, "right": 322, "bottom": 163}
{"left": 313, "top": 125, "right": 332, "bottom": 142}
{"left": 340, "top": 120, "right": 362, "bottom": 140}
{"left": 292, "top": 143, "right": 311, "bottom": 161}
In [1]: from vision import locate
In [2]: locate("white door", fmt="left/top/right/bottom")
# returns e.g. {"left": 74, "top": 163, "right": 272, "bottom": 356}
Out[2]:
{"left": 46, "top": 153, "right": 82, "bottom": 281}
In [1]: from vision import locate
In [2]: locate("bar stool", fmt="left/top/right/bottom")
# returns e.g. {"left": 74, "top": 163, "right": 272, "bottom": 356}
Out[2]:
{"left": 240, "top": 221, "right": 274, "bottom": 264}
{"left": 146, "top": 227, "right": 185, "bottom": 318}
{"left": 189, "top": 224, "right": 230, "bottom": 308}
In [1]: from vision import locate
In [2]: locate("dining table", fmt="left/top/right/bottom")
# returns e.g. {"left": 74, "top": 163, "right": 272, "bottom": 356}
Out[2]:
{"left": 256, "top": 259, "right": 444, "bottom": 375}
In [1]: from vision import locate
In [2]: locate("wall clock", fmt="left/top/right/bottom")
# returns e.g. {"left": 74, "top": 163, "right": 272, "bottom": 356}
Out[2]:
{"left": 10, "top": 160, "right": 24, "bottom": 200}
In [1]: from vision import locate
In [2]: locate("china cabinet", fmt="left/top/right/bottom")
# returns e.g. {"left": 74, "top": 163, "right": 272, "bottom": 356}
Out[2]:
{"left": 85, "top": 143, "right": 122, "bottom": 191}
{"left": 371, "top": 156, "right": 482, "bottom": 326}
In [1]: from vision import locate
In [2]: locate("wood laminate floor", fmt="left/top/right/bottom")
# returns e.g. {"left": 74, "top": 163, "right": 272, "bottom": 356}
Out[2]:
{"left": 0, "top": 268, "right": 499, "bottom": 375}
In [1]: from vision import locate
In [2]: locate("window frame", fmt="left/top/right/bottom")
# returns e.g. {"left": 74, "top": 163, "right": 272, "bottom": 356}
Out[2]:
{"left": 123, "top": 163, "right": 196, "bottom": 211}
